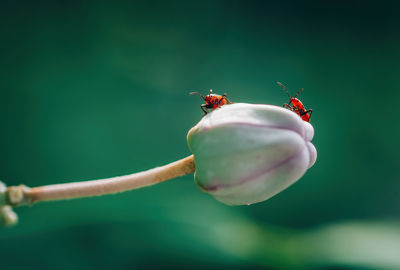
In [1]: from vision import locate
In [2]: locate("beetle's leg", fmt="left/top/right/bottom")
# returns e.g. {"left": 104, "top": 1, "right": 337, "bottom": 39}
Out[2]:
{"left": 299, "top": 109, "right": 312, "bottom": 121}
{"left": 283, "top": 104, "right": 292, "bottom": 110}
{"left": 223, "top": 93, "right": 232, "bottom": 104}
{"left": 200, "top": 104, "right": 208, "bottom": 115}
{"left": 300, "top": 109, "right": 312, "bottom": 117}
{"left": 305, "top": 109, "right": 312, "bottom": 119}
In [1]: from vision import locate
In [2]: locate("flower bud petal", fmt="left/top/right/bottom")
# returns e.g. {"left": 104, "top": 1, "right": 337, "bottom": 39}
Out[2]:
{"left": 187, "top": 103, "right": 317, "bottom": 205}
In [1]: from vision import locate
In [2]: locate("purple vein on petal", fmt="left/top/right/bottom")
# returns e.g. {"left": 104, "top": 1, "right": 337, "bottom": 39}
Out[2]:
{"left": 200, "top": 122, "right": 305, "bottom": 139}
{"left": 199, "top": 147, "right": 304, "bottom": 192}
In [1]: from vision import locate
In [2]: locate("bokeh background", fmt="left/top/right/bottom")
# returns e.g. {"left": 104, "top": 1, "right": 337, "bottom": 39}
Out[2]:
{"left": 1, "top": 1, "right": 400, "bottom": 269}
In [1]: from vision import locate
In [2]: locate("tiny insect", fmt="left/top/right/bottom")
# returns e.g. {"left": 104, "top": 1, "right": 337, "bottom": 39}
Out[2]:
{"left": 190, "top": 89, "right": 232, "bottom": 115}
{"left": 277, "top": 82, "right": 312, "bottom": 123}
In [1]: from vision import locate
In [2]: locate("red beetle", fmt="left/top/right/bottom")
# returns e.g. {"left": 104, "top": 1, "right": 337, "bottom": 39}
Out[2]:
{"left": 190, "top": 89, "right": 232, "bottom": 115}
{"left": 277, "top": 82, "right": 312, "bottom": 123}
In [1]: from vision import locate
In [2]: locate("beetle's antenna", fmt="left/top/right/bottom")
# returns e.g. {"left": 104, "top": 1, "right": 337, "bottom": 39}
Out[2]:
{"left": 293, "top": 88, "right": 304, "bottom": 99}
{"left": 277, "top": 82, "right": 291, "bottom": 99}
{"left": 276, "top": 82, "right": 292, "bottom": 99}
{"left": 277, "top": 82, "right": 294, "bottom": 106}
{"left": 189, "top": 92, "right": 204, "bottom": 99}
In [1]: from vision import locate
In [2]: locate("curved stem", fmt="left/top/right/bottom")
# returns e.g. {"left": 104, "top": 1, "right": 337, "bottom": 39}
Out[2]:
{"left": 6, "top": 155, "right": 195, "bottom": 206}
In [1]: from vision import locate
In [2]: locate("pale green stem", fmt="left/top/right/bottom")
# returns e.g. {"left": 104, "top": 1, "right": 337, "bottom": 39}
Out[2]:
{"left": 2, "top": 155, "right": 195, "bottom": 208}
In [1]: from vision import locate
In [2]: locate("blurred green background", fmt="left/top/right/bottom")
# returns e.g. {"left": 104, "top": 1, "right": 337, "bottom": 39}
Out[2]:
{"left": 1, "top": 1, "right": 400, "bottom": 269}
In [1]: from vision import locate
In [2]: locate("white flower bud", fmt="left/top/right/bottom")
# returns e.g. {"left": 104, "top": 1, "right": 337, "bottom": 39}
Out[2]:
{"left": 187, "top": 103, "right": 316, "bottom": 205}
